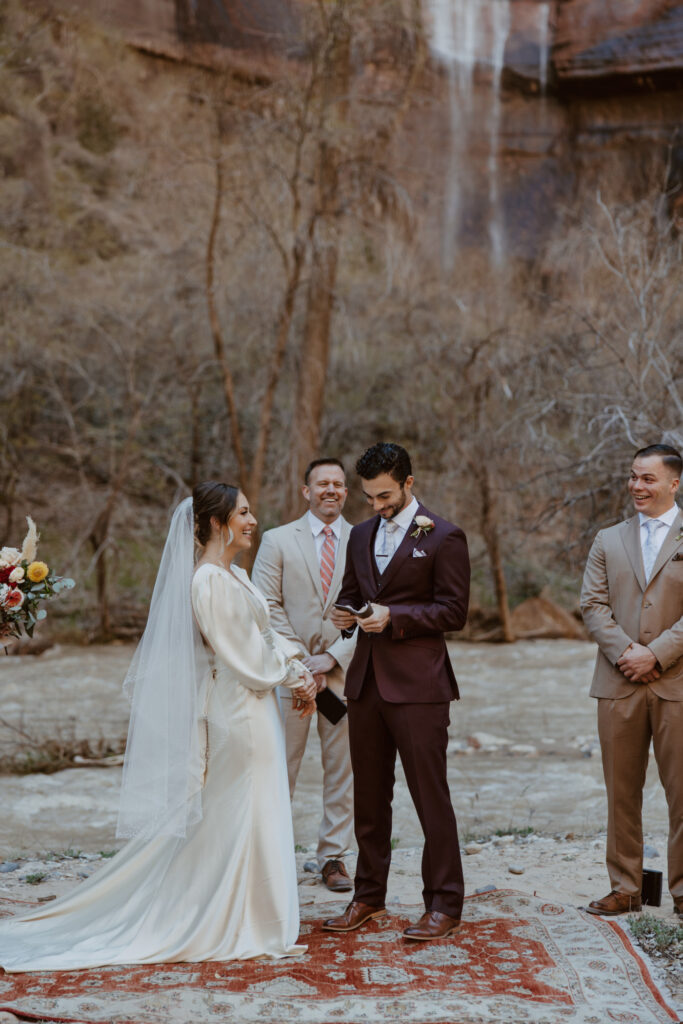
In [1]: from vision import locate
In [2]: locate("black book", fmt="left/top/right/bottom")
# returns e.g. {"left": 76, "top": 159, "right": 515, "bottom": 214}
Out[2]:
{"left": 315, "top": 687, "right": 347, "bottom": 725}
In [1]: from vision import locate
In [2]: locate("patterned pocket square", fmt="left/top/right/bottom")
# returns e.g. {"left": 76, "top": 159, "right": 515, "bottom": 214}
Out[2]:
{"left": 412, "top": 548, "right": 428, "bottom": 558}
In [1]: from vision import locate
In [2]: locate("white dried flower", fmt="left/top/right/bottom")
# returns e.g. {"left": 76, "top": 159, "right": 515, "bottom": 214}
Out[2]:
{"left": 8, "top": 566, "right": 25, "bottom": 583}
{"left": 20, "top": 517, "right": 39, "bottom": 563}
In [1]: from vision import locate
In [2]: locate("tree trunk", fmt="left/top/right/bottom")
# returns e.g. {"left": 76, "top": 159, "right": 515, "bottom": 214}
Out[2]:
{"left": 285, "top": 241, "right": 338, "bottom": 519}
{"left": 478, "top": 466, "right": 515, "bottom": 643}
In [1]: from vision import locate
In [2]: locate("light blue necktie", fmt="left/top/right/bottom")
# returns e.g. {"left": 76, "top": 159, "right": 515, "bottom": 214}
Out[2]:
{"left": 642, "top": 519, "right": 663, "bottom": 582}
{"left": 376, "top": 520, "right": 399, "bottom": 574}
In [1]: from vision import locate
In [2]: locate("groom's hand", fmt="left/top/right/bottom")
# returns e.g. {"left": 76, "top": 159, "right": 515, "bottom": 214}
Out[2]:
{"left": 358, "top": 603, "right": 391, "bottom": 633}
{"left": 330, "top": 607, "right": 356, "bottom": 630}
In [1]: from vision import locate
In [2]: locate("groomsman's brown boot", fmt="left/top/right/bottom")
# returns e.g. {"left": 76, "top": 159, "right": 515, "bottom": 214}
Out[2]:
{"left": 322, "top": 901, "right": 387, "bottom": 932}
{"left": 321, "top": 859, "right": 353, "bottom": 893}
{"left": 586, "top": 890, "right": 642, "bottom": 916}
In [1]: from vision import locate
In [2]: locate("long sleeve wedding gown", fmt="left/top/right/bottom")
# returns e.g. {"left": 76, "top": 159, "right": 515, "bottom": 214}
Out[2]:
{"left": 0, "top": 563, "right": 306, "bottom": 972}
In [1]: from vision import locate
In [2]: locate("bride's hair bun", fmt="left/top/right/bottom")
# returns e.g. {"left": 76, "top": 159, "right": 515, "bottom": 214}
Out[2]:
{"left": 192, "top": 481, "right": 240, "bottom": 546}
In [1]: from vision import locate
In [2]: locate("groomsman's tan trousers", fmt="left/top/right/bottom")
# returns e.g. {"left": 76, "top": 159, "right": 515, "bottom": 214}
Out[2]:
{"left": 598, "top": 686, "right": 683, "bottom": 899}
{"left": 280, "top": 674, "right": 354, "bottom": 870}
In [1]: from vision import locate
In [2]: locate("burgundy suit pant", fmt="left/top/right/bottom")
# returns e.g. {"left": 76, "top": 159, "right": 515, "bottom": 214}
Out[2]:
{"left": 347, "top": 670, "right": 464, "bottom": 918}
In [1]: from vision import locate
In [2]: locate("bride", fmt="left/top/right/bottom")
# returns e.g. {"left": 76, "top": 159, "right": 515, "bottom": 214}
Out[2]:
{"left": 0, "top": 482, "right": 317, "bottom": 972}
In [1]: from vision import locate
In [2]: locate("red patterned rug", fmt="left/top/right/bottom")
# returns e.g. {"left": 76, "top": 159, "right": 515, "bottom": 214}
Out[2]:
{"left": 0, "top": 890, "right": 678, "bottom": 1023}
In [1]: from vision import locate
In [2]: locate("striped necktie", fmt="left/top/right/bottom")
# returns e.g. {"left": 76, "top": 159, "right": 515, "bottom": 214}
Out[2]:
{"left": 320, "top": 525, "right": 336, "bottom": 599}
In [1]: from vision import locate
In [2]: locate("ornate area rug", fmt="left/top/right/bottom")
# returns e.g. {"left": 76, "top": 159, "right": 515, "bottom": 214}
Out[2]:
{"left": 0, "top": 890, "right": 678, "bottom": 1024}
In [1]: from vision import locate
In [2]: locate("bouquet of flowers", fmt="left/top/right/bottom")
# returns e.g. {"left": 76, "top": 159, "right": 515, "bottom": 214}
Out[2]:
{"left": 0, "top": 517, "right": 75, "bottom": 645}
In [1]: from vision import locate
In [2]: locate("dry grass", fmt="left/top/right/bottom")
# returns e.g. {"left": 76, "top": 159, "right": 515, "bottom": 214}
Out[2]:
{"left": 0, "top": 715, "right": 125, "bottom": 775}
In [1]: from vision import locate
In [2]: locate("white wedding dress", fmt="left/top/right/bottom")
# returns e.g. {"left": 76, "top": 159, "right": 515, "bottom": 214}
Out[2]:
{"left": 0, "top": 563, "right": 306, "bottom": 972}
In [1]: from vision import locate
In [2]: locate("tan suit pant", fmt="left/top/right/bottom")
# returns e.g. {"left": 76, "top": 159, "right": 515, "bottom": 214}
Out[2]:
{"left": 280, "top": 674, "right": 354, "bottom": 869}
{"left": 598, "top": 686, "right": 683, "bottom": 899}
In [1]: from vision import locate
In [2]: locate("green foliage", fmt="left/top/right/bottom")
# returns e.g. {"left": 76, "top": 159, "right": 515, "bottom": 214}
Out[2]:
{"left": 24, "top": 872, "right": 47, "bottom": 884}
{"left": 629, "top": 912, "right": 683, "bottom": 953}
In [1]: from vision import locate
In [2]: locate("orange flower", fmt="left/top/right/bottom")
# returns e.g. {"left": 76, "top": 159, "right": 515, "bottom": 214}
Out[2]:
{"left": 27, "top": 561, "right": 49, "bottom": 583}
{"left": 5, "top": 588, "right": 24, "bottom": 609}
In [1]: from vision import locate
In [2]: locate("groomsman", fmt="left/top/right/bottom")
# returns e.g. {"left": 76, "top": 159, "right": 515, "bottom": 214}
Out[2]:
{"left": 252, "top": 458, "right": 356, "bottom": 892}
{"left": 581, "top": 443, "right": 683, "bottom": 918}
{"left": 324, "top": 443, "right": 470, "bottom": 939}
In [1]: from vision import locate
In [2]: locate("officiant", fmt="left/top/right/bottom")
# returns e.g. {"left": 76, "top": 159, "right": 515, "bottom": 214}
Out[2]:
{"left": 252, "top": 458, "right": 356, "bottom": 893}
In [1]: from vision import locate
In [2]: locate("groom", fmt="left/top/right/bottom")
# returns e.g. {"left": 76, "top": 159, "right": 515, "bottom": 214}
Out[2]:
{"left": 323, "top": 443, "right": 470, "bottom": 940}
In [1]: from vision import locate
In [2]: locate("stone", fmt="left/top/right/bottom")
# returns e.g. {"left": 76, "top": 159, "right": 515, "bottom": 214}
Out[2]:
{"left": 509, "top": 594, "right": 587, "bottom": 640}
{"left": 494, "top": 835, "right": 515, "bottom": 845}
{"left": 510, "top": 744, "right": 538, "bottom": 756}
{"left": 643, "top": 844, "right": 660, "bottom": 859}
{"left": 468, "top": 732, "right": 509, "bottom": 751}
{"left": 0, "top": 862, "right": 20, "bottom": 873}
{"left": 303, "top": 860, "right": 318, "bottom": 873}
{"left": 508, "top": 865, "right": 525, "bottom": 875}
{"left": 464, "top": 843, "right": 483, "bottom": 855}
{"left": 474, "top": 884, "right": 496, "bottom": 894}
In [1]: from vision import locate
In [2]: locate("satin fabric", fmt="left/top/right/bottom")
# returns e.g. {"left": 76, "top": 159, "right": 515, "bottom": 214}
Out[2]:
{"left": 0, "top": 562, "right": 306, "bottom": 972}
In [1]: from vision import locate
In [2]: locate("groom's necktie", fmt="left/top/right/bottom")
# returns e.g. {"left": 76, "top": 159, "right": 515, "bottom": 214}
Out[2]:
{"left": 642, "top": 518, "right": 664, "bottom": 582}
{"left": 320, "top": 525, "right": 336, "bottom": 599}
{"left": 376, "top": 520, "right": 399, "bottom": 574}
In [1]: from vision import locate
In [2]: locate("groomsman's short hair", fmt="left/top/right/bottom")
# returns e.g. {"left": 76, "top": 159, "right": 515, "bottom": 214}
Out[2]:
{"left": 356, "top": 443, "right": 412, "bottom": 484}
{"left": 304, "top": 457, "right": 346, "bottom": 484}
{"left": 634, "top": 444, "right": 682, "bottom": 478}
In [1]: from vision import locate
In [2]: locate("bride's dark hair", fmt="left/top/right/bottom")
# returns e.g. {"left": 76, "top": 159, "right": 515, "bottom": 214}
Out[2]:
{"left": 192, "top": 481, "right": 240, "bottom": 546}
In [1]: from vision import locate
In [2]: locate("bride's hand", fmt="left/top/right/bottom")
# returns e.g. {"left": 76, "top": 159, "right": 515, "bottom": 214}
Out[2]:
{"left": 296, "top": 698, "right": 316, "bottom": 719}
{"left": 293, "top": 667, "right": 316, "bottom": 703}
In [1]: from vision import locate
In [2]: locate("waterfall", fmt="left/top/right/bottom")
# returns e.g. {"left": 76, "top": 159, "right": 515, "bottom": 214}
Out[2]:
{"left": 425, "top": 0, "right": 511, "bottom": 268}
{"left": 488, "top": 0, "right": 510, "bottom": 267}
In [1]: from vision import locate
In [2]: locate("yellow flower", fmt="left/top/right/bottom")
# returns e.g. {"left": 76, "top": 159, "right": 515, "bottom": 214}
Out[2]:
{"left": 27, "top": 561, "right": 49, "bottom": 583}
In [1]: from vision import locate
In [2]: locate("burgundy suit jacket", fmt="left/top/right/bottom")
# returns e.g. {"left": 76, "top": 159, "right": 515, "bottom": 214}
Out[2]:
{"left": 337, "top": 503, "right": 470, "bottom": 703}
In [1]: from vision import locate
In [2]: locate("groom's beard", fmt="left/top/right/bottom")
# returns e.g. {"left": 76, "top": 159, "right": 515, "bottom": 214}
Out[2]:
{"left": 380, "top": 487, "right": 408, "bottom": 520}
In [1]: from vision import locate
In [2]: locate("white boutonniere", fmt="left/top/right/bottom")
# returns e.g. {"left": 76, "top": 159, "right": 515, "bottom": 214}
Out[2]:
{"left": 410, "top": 515, "right": 435, "bottom": 540}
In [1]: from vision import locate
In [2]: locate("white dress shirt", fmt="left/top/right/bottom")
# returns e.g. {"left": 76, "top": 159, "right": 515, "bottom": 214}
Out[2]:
{"left": 638, "top": 504, "right": 679, "bottom": 563}
{"left": 373, "top": 496, "right": 419, "bottom": 571}
{"left": 307, "top": 510, "right": 342, "bottom": 566}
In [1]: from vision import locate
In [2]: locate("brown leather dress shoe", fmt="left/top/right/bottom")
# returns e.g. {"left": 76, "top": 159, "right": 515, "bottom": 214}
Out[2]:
{"left": 321, "top": 859, "right": 353, "bottom": 893}
{"left": 586, "top": 890, "right": 642, "bottom": 916}
{"left": 403, "top": 910, "right": 461, "bottom": 941}
{"left": 322, "top": 900, "right": 387, "bottom": 932}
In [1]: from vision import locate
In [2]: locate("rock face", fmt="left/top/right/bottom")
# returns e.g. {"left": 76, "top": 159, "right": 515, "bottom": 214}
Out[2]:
{"left": 50, "top": 0, "right": 683, "bottom": 258}
{"left": 554, "top": 0, "right": 683, "bottom": 84}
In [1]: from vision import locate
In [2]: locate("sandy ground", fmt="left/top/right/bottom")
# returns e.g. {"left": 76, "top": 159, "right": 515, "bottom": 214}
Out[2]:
{"left": 0, "top": 639, "right": 680, "bottom": 1017}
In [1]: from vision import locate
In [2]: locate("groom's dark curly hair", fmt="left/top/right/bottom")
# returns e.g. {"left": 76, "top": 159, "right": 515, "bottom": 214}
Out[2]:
{"left": 356, "top": 443, "right": 412, "bottom": 484}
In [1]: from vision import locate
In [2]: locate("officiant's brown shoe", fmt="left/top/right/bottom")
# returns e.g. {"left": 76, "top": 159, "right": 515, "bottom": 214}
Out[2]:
{"left": 321, "top": 859, "right": 352, "bottom": 893}
{"left": 586, "top": 890, "right": 641, "bottom": 916}
{"left": 403, "top": 911, "right": 461, "bottom": 941}
{"left": 322, "top": 900, "right": 386, "bottom": 932}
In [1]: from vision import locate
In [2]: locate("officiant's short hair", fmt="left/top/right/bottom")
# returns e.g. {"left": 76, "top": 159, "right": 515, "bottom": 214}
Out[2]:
{"left": 304, "top": 458, "right": 346, "bottom": 484}
{"left": 356, "top": 443, "right": 412, "bottom": 484}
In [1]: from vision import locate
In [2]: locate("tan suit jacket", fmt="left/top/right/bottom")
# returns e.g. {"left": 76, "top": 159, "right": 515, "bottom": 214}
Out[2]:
{"left": 251, "top": 515, "right": 356, "bottom": 687}
{"left": 581, "top": 507, "right": 683, "bottom": 700}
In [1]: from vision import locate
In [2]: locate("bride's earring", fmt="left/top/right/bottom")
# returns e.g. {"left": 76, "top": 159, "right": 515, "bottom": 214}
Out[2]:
{"left": 226, "top": 527, "right": 234, "bottom": 546}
